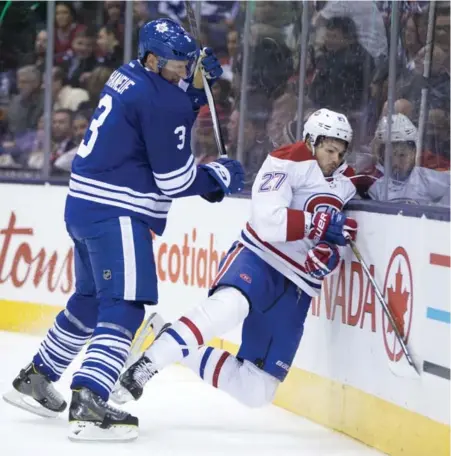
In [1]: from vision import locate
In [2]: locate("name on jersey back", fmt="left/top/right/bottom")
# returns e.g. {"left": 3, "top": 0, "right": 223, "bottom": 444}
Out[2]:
{"left": 106, "top": 70, "right": 136, "bottom": 95}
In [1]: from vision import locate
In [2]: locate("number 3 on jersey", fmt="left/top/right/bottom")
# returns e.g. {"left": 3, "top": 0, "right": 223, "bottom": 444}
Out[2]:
{"left": 174, "top": 125, "right": 186, "bottom": 150}
{"left": 77, "top": 94, "right": 113, "bottom": 158}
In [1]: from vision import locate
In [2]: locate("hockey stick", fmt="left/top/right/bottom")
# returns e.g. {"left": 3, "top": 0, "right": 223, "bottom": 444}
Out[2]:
{"left": 349, "top": 240, "right": 420, "bottom": 375}
{"left": 125, "top": 312, "right": 165, "bottom": 369}
{"left": 184, "top": 0, "right": 227, "bottom": 157}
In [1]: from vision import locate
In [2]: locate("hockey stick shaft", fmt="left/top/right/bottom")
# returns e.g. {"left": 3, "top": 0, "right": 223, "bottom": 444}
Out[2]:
{"left": 349, "top": 240, "right": 420, "bottom": 374}
{"left": 184, "top": 0, "right": 227, "bottom": 157}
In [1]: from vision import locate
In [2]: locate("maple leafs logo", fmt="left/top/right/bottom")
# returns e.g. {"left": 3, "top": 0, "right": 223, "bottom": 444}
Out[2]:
{"left": 386, "top": 264, "right": 410, "bottom": 338}
{"left": 155, "top": 22, "right": 169, "bottom": 33}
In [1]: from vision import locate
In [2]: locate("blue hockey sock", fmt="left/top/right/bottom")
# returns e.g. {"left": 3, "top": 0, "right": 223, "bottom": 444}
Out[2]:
{"left": 71, "top": 299, "right": 144, "bottom": 401}
{"left": 33, "top": 308, "right": 94, "bottom": 382}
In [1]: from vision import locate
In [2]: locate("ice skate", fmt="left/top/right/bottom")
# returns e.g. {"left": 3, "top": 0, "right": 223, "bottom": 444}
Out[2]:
{"left": 68, "top": 387, "right": 138, "bottom": 442}
{"left": 2, "top": 363, "right": 67, "bottom": 418}
{"left": 111, "top": 355, "right": 158, "bottom": 404}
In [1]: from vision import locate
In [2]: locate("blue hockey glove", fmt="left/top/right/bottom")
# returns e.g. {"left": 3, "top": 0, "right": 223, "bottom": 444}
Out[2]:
{"left": 200, "top": 47, "right": 223, "bottom": 83}
{"left": 200, "top": 157, "right": 244, "bottom": 195}
{"left": 185, "top": 48, "right": 222, "bottom": 110}
{"left": 201, "top": 189, "right": 225, "bottom": 203}
{"left": 305, "top": 242, "right": 340, "bottom": 279}
{"left": 308, "top": 212, "right": 358, "bottom": 246}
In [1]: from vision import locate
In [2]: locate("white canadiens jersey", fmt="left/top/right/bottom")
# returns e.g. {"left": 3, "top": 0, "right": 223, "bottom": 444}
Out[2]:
{"left": 239, "top": 141, "right": 356, "bottom": 297}
{"left": 368, "top": 166, "right": 450, "bottom": 205}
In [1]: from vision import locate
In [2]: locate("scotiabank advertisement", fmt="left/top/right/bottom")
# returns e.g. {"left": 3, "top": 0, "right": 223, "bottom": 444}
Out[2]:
{"left": 0, "top": 184, "right": 449, "bottom": 428}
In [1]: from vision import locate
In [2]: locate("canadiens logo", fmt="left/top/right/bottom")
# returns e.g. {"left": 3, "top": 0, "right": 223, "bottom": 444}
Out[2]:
{"left": 240, "top": 273, "right": 252, "bottom": 284}
{"left": 382, "top": 247, "right": 414, "bottom": 362}
{"left": 304, "top": 193, "right": 344, "bottom": 214}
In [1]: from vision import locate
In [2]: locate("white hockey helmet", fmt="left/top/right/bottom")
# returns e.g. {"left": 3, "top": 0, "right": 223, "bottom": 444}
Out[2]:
{"left": 376, "top": 114, "right": 418, "bottom": 144}
{"left": 303, "top": 108, "right": 353, "bottom": 153}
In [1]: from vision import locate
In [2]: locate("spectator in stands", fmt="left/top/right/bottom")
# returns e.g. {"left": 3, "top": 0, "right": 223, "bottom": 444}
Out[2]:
{"left": 368, "top": 114, "right": 449, "bottom": 205}
{"left": 227, "top": 28, "right": 239, "bottom": 62}
{"left": 78, "top": 66, "right": 114, "bottom": 111}
{"left": 211, "top": 78, "right": 232, "bottom": 123}
{"left": 434, "top": 4, "right": 450, "bottom": 57}
{"left": 133, "top": 1, "right": 152, "bottom": 29}
{"left": 278, "top": 108, "right": 318, "bottom": 147}
{"left": 54, "top": 109, "right": 92, "bottom": 172}
{"left": 52, "top": 66, "right": 89, "bottom": 112}
{"left": 238, "top": 36, "right": 293, "bottom": 101}
{"left": 33, "top": 29, "right": 48, "bottom": 74}
{"left": 249, "top": 23, "right": 284, "bottom": 47}
{"left": 314, "top": 0, "right": 388, "bottom": 61}
{"left": 193, "top": 106, "right": 218, "bottom": 164}
{"left": 96, "top": 25, "right": 123, "bottom": 69}
{"left": 401, "top": 16, "right": 424, "bottom": 70}
{"left": 381, "top": 98, "right": 414, "bottom": 118}
{"left": 0, "top": 69, "right": 15, "bottom": 133}
{"left": 6, "top": 65, "right": 43, "bottom": 138}
{"left": 227, "top": 93, "right": 273, "bottom": 187}
{"left": 62, "top": 29, "right": 98, "bottom": 88}
{"left": 0, "top": 115, "right": 45, "bottom": 168}
{"left": 28, "top": 109, "right": 75, "bottom": 173}
{"left": 54, "top": 2, "right": 86, "bottom": 63}
{"left": 308, "top": 16, "right": 374, "bottom": 114}
{"left": 266, "top": 92, "right": 298, "bottom": 147}
{"left": 252, "top": 0, "right": 296, "bottom": 45}
{"left": 395, "top": 44, "right": 450, "bottom": 125}
{"left": 422, "top": 108, "right": 450, "bottom": 171}
{"left": 52, "top": 109, "right": 76, "bottom": 160}
{"left": 221, "top": 28, "right": 238, "bottom": 81}
{"left": 103, "top": 1, "right": 125, "bottom": 44}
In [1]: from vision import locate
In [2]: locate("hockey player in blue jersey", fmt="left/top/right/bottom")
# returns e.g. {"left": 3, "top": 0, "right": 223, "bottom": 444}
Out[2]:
{"left": 3, "top": 18, "right": 244, "bottom": 442}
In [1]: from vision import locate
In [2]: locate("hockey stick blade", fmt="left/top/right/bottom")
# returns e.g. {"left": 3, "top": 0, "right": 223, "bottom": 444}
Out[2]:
{"left": 184, "top": 0, "right": 227, "bottom": 157}
{"left": 126, "top": 312, "right": 165, "bottom": 369}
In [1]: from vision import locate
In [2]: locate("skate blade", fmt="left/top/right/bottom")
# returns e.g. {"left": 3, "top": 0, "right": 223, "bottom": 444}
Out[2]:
{"left": 2, "top": 389, "right": 60, "bottom": 418}
{"left": 110, "top": 385, "right": 135, "bottom": 405}
{"left": 68, "top": 421, "right": 138, "bottom": 442}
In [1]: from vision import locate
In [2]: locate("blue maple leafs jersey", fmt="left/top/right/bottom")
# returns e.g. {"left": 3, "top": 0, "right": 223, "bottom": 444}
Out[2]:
{"left": 65, "top": 60, "right": 218, "bottom": 235}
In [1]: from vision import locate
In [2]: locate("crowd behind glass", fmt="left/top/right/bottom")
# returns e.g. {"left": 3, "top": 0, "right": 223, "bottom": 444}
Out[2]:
{"left": 0, "top": 1, "right": 449, "bottom": 207}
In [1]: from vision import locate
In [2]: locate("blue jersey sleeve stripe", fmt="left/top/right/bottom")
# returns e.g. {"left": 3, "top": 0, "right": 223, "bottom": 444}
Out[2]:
{"left": 71, "top": 173, "right": 172, "bottom": 201}
{"left": 153, "top": 156, "right": 195, "bottom": 183}
{"left": 69, "top": 188, "right": 170, "bottom": 215}
{"left": 70, "top": 179, "right": 172, "bottom": 213}
{"left": 158, "top": 168, "right": 197, "bottom": 196}
{"left": 153, "top": 154, "right": 194, "bottom": 180}
{"left": 155, "top": 165, "right": 197, "bottom": 194}
{"left": 68, "top": 190, "right": 169, "bottom": 219}
{"left": 71, "top": 176, "right": 170, "bottom": 203}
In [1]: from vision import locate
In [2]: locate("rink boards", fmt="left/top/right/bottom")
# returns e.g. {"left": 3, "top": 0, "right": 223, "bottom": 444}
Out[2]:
{"left": 0, "top": 183, "right": 449, "bottom": 456}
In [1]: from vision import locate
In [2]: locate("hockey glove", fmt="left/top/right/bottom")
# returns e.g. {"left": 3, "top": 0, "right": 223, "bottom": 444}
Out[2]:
{"left": 305, "top": 242, "right": 340, "bottom": 279}
{"left": 201, "top": 189, "right": 225, "bottom": 203}
{"left": 308, "top": 212, "right": 358, "bottom": 246}
{"left": 193, "top": 47, "right": 223, "bottom": 89}
{"left": 200, "top": 157, "right": 244, "bottom": 195}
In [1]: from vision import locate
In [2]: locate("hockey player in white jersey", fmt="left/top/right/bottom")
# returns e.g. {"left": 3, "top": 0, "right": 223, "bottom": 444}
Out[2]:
{"left": 369, "top": 113, "right": 450, "bottom": 205}
{"left": 112, "top": 109, "right": 359, "bottom": 409}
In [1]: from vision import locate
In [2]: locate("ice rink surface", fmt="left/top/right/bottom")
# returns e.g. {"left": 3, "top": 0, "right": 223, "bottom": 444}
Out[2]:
{"left": 0, "top": 331, "right": 384, "bottom": 456}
